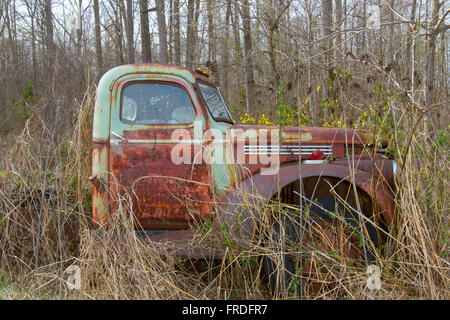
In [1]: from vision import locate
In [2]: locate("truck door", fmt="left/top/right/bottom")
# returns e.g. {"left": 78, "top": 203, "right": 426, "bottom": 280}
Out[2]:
{"left": 109, "top": 75, "right": 213, "bottom": 229}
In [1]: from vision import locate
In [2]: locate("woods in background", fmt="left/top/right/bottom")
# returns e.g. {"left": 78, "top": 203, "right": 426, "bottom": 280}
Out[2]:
{"left": 0, "top": 1, "right": 448, "bottom": 300}
{"left": 0, "top": 0, "right": 448, "bottom": 136}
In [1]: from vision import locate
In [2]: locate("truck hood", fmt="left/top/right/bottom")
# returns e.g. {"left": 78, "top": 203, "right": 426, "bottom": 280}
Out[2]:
{"left": 229, "top": 125, "right": 370, "bottom": 146}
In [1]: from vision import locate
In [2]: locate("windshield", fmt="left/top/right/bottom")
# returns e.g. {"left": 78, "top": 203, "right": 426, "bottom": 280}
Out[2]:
{"left": 198, "top": 83, "right": 233, "bottom": 123}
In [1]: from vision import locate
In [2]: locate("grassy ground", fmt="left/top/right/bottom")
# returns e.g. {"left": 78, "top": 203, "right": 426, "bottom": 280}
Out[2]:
{"left": 0, "top": 87, "right": 448, "bottom": 300}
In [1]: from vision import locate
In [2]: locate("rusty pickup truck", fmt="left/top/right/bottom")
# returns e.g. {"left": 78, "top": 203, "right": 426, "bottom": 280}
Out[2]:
{"left": 91, "top": 63, "right": 397, "bottom": 294}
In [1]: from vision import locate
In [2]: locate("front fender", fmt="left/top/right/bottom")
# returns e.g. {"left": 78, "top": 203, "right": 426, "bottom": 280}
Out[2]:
{"left": 217, "top": 162, "right": 395, "bottom": 236}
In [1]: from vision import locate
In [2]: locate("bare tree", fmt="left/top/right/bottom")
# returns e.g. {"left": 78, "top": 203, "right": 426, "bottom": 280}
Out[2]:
{"left": 241, "top": 0, "right": 254, "bottom": 114}
{"left": 0, "top": 2, "right": 4, "bottom": 37}
{"left": 43, "top": 0, "right": 54, "bottom": 68}
{"left": 125, "top": 0, "right": 135, "bottom": 63}
{"left": 387, "top": 0, "right": 395, "bottom": 64}
{"left": 4, "top": 0, "right": 17, "bottom": 67}
{"left": 168, "top": 0, "right": 173, "bottom": 62}
{"left": 156, "top": 0, "right": 168, "bottom": 63}
{"left": 93, "top": 0, "right": 104, "bottom": 73}
{"left": 173, "top": 0, "right": 181, "bottom": 65}
{"left": 321, "top": 0, "right": 333, "bottom": 67}
{"left": 231, "top": 0, "right": 241, "bottom": 57}
{"left": 206, "top": 0, "right": 217, "bottom": 77}
{"left": 140, "top": 0, "right": 152, "bottom": 62}
{"left": 24, "top": 0, "right": 38, "bottom": 79}
{"left": 424, "top": 0, "right": 449, "bottom": 132}
{"left": 77, "top": 0, "right": 86, "bottom": 84}
{"left": 221, "top": 0, "right": 232, "bottom": 103}
{"left": 115, "top": 0, "right": 125, "bottom": 65}
{"left": 334, "top": 0, "right": 343, "bottom": 61}
{"left": 76, "top": 0, "right": 83, "bottom": 62}
{"left": 186, "top": 0, "right": 195, "bottom": 69}
{"left": 405, "top": 0, "right": 417, "bottom": 93}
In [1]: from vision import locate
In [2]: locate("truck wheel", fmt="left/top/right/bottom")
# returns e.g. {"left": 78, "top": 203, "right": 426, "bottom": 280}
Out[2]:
{"left": 263, "top": 196, "right": 380, "bottom": 298}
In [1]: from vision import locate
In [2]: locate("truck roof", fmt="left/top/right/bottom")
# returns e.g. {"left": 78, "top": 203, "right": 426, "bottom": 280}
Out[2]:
{"left": 99, "top": 63, "right": 216, "bottom": 87}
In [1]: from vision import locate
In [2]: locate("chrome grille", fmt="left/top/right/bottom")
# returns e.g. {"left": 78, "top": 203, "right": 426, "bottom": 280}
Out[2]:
{"left": 243, "top": 145, "right": 333, "bottom": 156}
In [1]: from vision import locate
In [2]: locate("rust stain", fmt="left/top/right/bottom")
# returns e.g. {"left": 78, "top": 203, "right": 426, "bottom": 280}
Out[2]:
{"left": 123, "top": 127, "right": 193, "bottom": 140}
{"left": 232, "top": 125, "right": 366, "bottom": 145}
{"left": 109, "top": 137, "right": 213, "bottom": 224}
{"left": 219, "top": 162, "right": 395, "bottom": 234}
{"left": 92, "top": 63, "right": 397, "bottom": 254}
{"left": 91, "top": 143, "right": 110, "bottom": 225}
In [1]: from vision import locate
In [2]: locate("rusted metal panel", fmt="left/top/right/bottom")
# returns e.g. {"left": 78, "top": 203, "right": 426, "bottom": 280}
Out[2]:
{"left": 109, "top": 141, "right": 213, "bottom": 223}
{"left": 333, "top": 154, "right": 396, "bottom": 187}
{"left": 227, "top": 126, "right": 373, "bottom": 179}
{"left": 107, "top": 69, "right": 214, "bottom": 227}
{"left": 91, "top": 143, "right": 110, "bottom": 225}
{"left": 218, "top": 162, "right": 396, "bottom": 237}
{"left": 92, "top": 63, "right": 396, "bottom": 250}
{"left": 231, "top": 125, "right": 367, "bottom": 145}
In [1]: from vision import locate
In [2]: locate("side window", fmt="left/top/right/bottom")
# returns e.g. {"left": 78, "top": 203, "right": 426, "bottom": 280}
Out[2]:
{"left": 121, "top": 82, "right": 196, "bottom": 124}
{"left": 197, "top": 83, "right": 232, "bottom": 122}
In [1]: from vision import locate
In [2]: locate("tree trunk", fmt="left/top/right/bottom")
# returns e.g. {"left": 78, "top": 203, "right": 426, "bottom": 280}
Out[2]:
{"left": 156, "top": 0, "right": 168, "bottom": 64}
{"left": 221, "top": 0, "right": 231, "bottom": 104}
{"left": 31, "top": 8, "right": 36, "bottom": 79}
{"left": 343, "top": 0, "right": 347, "bottom": 55}
{"left": 168, "top": 0, "right": 173, "bottom": 63}
{"left": 173, "top": 0, "right": 181, "bottom": 65}
{"left": 5, "top": 1, "right": 17, "bottom": 67}
{"left": 140, "top": 0, "right": 152, "bottom": 62}
{"left": 43, "top": 0, "right": 54, "bottom": 68}
{"left": 186, "top": 0, "right": 195, "bottom": 69}
{"left": 206, "top": 0, "right": 217, "bottom": 77}
{"left": 405, "top": 0, "right": 417, "bottom": 93}
{"left": 194, "top": 0, "right": 201, "bottom": 65}
{"left": 77, "top": 0, "right": 86, "bottom": 86}
{"left": 241, "top": 0, "right": 254, "bottom": 114}
{"left": 424, "top": 0, "right": 440, "bottom": 132}
{"left": 267, "top": 1, "right": 283, "bottom": 90}
{"left": 387, "top": 0, "right": 395, "bottom": 63}
{"left": 231, "top": 0, "right": 241, "bottom": 58}
{"left": 125, "top": 0, "right": 135, "bottom": 63}
{"left": 358, "top": 0, "right": 367, "bottom": 55}
{"left": 306, "top": 0, "right": 317, "bottom": 125}
{"left": 321, "top": 0, "right": 333, "bottom": 68}
{"left": 115, "top": 0, "right": 125, "bottom": 65}
{"left": 93, "top": 0, "right": 104, "bottom": 73}
{"left": 77, "top": 0, "right": 83, "bottom": 62}
{"left": 334, "top": 0, "right": 342, "bottom": 61}
{"left": 24, "top": 0, "right": 38, "bottom": 80}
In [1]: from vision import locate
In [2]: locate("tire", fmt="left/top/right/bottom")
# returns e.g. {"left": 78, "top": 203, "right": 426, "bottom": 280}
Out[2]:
{"left": 263, "top": 196, "right": 380, "bottom": 298}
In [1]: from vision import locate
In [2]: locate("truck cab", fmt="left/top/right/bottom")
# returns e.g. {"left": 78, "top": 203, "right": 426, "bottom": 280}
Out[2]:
{"left": 91, "top": 63, "right": 396, "bottom": 250}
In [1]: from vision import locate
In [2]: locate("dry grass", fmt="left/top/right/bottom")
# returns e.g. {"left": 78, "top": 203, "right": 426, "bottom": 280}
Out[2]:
{"left": 0, "top": 87, "right": 448, "bottom": 300}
